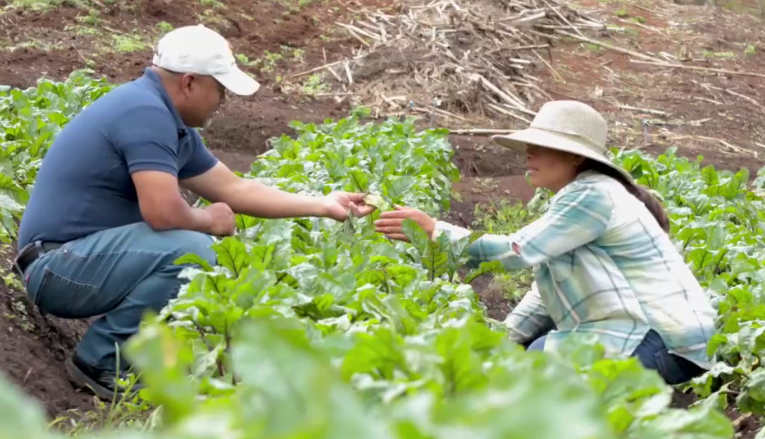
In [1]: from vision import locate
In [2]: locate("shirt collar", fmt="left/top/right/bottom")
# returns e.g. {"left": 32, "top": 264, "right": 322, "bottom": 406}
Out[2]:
{"left": 550, "top": 170, "right": 602, "bottom": 203}
{"left": 137, "top": 68, "right": 189, "bottom": 140}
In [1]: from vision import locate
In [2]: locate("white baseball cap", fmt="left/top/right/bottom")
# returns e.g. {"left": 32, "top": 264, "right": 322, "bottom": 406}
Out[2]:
{"left": 152, "top": 24, "right": 260, "bottom": 96}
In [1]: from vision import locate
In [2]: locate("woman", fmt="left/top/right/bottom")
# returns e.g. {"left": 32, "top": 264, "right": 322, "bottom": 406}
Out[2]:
{"left": 374, "top": 100, "right": 716, "bottom": 385}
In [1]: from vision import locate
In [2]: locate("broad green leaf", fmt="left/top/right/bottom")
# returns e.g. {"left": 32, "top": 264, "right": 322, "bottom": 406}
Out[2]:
{"left": 0, "top": 372, "right": 52, "bottom": 439}
{"left": 213, "top": 237, "right": 251, "bottom": 277}
{"left": 124, "top": 320, "right": 199, "bottom": 426}
{"left": 464, "top": 261, "right": 505, "bottom": 283}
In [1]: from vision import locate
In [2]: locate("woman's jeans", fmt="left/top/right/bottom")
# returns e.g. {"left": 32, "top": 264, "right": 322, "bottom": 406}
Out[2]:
{"left": 524, "top": 329, "right": 705, "bottom": 385}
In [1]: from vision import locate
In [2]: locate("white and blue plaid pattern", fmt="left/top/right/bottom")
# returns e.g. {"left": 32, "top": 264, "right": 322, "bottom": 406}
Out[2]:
{"left": 435, "top": 171, "right": 717, "bottom": 369}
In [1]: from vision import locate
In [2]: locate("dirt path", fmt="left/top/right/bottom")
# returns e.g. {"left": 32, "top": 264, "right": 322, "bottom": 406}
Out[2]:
{"left": 1, "top": 0, "right": 765, "bottom": 432}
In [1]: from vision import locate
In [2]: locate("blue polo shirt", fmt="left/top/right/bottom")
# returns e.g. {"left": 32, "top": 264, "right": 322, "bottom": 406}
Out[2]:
{"left": 17, "top": 68, "right": 218, "bottom": 249}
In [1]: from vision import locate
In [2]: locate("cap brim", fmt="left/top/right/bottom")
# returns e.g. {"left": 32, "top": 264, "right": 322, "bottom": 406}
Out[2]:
{"left": 491, "top": 128, "right": 634, "bottom": 183}
{"left": 213, "top": 67, "right": 260, "bottom": 96}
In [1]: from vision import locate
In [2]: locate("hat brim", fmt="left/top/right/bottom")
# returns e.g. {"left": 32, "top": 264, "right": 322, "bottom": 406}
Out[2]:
{"left": 491, "top": 128, "right": 634, "bottom": 183}
{"left": 213, "top": 66, "right": 260, "bottom": 96}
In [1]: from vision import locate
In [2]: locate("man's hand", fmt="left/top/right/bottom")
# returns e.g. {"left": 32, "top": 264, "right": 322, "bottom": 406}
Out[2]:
{"left": 181, "top": 163, "right": 377, "bottom": 221}
{"left": 321, "top": 192, "right": 376, "bottom": 221}
{"left": 374, "top": 205, "right": 436, "bottom": 242}
{"left": 203, "top": 202, "right": 236, "bottom": 236}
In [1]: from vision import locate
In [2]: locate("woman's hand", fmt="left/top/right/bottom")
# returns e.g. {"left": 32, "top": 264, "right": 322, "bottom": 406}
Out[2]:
{"left": 374, "top": 205, "right": 436, "bottom": 242}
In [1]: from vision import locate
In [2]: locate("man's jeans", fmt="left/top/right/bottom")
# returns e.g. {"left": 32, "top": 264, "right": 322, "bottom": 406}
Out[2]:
{"left": 525, "top": 329, "right": 705, "bottom": 385}
{"left": 22, "top": 222, "right": 216, "bottom": 373}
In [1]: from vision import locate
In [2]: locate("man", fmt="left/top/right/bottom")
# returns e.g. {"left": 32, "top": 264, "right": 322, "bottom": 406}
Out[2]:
{"left": 14, "top": 24, "right": 375, "bottom": 399}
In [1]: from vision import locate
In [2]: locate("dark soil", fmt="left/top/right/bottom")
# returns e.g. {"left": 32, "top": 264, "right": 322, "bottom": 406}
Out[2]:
{"left": 1, "top": 0, "right": 763, "bottom": 431}
{"left": 470, "top": 275, "right": 515, "bottom": 321}
{"left": 442, "top": 174, "right": 536, "bottom": 323}
{"left": 0, "top": 246, "right": 94, "bottom": 420}
{"left": 451, "top": 136, "right": 528, "bottom": 178}
{"left": 203, "top": 88, "right": 354, "bottom": 158}
{"left": 0, "top": 0, "right": 390, "bottom": 160}
{"left": 672, "top": 389, "right": 760, "bottom": 439}
{"left": 538, "top": 0, "right": 765, "bottom": 177}
{"left": 0, "top": 0, "right": 405, "bottom": 421}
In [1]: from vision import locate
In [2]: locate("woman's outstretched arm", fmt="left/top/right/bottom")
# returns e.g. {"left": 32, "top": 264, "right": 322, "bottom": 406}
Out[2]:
{"left": 376, "top": 181, "right": 614, "bottom": 271}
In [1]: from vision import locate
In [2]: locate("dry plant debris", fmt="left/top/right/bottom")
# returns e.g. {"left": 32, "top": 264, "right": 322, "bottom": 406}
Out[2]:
{"left": 292, "top": 0, "right": 609, "bottom": 127}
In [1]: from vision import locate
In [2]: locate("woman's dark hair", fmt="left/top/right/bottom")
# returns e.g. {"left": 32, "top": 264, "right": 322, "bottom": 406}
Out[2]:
{"left": 577, "top": 159, "right": 670, "bottom": 233}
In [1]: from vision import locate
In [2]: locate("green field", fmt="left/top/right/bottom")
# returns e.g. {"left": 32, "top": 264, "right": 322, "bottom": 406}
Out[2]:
{"left": 2, "top": 69, "right": 765, "bottom": 438}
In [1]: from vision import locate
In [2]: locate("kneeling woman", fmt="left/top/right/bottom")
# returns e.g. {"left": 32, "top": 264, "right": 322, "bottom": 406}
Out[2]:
{"left": 374, "top": 100, "right": 716, "bottom": 385}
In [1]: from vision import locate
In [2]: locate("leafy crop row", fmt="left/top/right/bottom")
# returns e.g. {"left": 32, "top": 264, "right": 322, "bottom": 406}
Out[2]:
{"left": 616, "top": 150, "right": 765, "bottom": 418}
{"left": 0, "top": 71, "right": 113, "bottom": 243}
{"left": 1, "top": 72, "right": 764, "bottom": 439}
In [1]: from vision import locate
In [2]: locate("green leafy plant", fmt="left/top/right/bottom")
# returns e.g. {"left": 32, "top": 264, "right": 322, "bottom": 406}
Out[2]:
{"left": 0, "top": 74, "right": 757, "bottom": 439}
{"left": 614, "top": 147, "right": 765, "bottom": 415}
{"left": 0, "top": 69, "right": 113, "bottom": 242}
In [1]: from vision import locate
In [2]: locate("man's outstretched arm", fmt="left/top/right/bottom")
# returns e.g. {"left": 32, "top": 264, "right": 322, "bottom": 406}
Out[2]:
{"left": 180, "top": 161, "right": 374, "bottom": 221}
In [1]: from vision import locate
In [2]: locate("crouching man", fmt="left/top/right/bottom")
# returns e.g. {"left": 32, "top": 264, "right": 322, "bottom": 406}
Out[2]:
{"left": 14, "top": 24, "right": 374, "bottom": 399}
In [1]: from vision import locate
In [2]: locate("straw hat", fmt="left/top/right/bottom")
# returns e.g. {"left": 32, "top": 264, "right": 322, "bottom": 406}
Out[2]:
{"left": 491, "top": 100, "right": 633, "bottom": 183}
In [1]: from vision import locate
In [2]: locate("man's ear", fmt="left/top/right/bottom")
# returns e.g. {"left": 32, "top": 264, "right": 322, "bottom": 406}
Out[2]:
{"left": 179, "top": 73, "right": 197, "bottom": 97}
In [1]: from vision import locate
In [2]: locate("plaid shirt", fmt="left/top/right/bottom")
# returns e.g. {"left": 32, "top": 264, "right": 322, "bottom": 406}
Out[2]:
{"left": 435, "top": 171, "right": 716, "bottom": 369}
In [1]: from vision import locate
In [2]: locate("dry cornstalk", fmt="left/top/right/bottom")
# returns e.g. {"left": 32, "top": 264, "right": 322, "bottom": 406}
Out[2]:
{"left": 289, "top": 53, "right": 371, "bottom": 78}
{"left": 449, "top": 128, "right": 520, "bottom": 135}
{"left": 344, "top": 62, "right": 354, "bottom": 85}
{"left": 533, "top": 49, "right": 564, "bottom": 83}
{"left": 556, "top": 30, "right": 658, "bottom": 61}
{"left": 629, "top": 59, "right": 765, "bottom": 79}
{"left": 299, "top": 0, "right": 608, "bottom": 127}
{"left": 693, "top": 96, "right": 722, "bottom": 105}
{"left": 487, "top": 103, "right": 533, "bottom": 124}
{"left": 617, "top": 104, "right": 668, "bottom": 116}
{"left": 327, "top": 66, "right": 343, "bottom": 83}
{"left": 725, "top": 89, "right": 765, "bottom": 110}
{"left": 473, "top": 73, "right": 534, "bottom": 115}
{"left": 671, "top": 134, "right": 754, "bottom": 156}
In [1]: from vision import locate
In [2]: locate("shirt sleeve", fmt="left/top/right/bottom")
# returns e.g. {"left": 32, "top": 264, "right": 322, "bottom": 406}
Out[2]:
{"left": 432, "top": 220, "right": 473, "bottom": 240}
{"left": 434, "top": 182, "right": 613, "bottom": 271}
{"left": 178, "top": 129, "right": 219, "bottom": 180}
{"left": 112, "top": 106, "right": 181, "bottom": 176}
{"left": 504, "top": 281, "right": 554, "bottom": 344}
